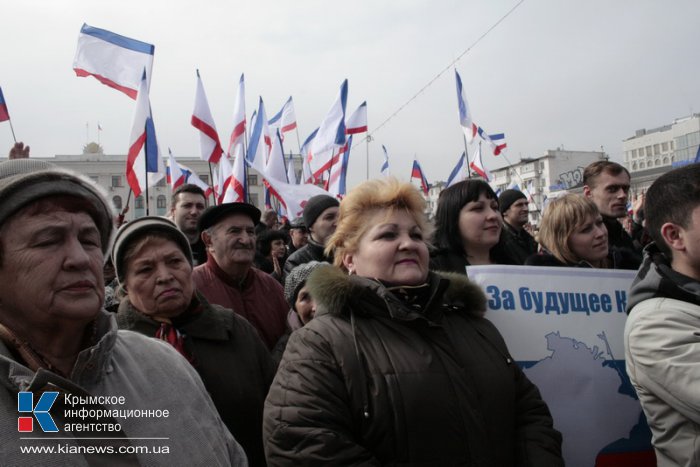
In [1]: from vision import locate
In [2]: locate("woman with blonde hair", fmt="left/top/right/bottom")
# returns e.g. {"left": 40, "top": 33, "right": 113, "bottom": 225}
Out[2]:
{"left": 264, "top": 178, "right": 563, "bottom": 466}
{"left": 526, "top": 193, "right": 637, "bottom": 268}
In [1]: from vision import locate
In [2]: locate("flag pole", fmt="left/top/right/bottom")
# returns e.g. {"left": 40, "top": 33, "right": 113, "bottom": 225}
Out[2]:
{"left": 207, "top": 162, "right": 216, "bottom": 205}
{"left": 8, "top": 119, "right": 17, "bottom": 144}
{"left": 144, "top": 153, "right": 150, "bottom": 216}
{"left": 463, "top": 135, "right": 472, "bottom": 178}
{"left": 365, "top": 135, "right": 371, "bottom": 180}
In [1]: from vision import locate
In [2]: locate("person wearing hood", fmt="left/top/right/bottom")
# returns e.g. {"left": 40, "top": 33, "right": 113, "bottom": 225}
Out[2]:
{"left": 264, "top": 178, "right": 563, "bottom": 466}
{"left": 624, "top": 164, "right": 700, "bottom": 467}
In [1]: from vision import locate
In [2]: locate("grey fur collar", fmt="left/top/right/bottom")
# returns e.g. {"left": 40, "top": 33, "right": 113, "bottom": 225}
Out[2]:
{"left": 306, "top": 265, "right": 486, "bottom": 318}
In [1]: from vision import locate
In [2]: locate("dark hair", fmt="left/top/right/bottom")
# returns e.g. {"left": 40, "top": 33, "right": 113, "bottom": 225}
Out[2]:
{"left": 170, "top": 184, "right": 206, "bottom": 210}
{"left": 645, "top": 164, "right": 700, "bottom": 256}
{"left": 583, "top": 161, "right": 630, "bottom": 189}
{"left": 256, "top": 229, "right": 288, "bottom": 256}
{"left": 434, "top": 179, "right": 498, "bottom": 253}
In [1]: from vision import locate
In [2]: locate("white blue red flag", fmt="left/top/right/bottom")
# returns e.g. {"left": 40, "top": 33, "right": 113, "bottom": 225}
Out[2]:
{"left": 178, "top": 163, "right": 212, "bottom": 198}
{"left": 300, "top": 128, "right": 318, "bottom": 182}
{"left": 381, "top": 145, "right": 390, "bottom": 177}
{"left": 455, "top": 70, "right": 476, "bottom": 144}
{"left": 246, "top": 97, "right": 272, "bottom": 173}
{"left": 469, "top": 144, "right": 490, "bottom": 181}
{"left": 192, "top": 69, "right": 223, "bottom": 163}
{"left": 126, "top": 71, "right": 164, "bottom": 198}
{"left": 166, "top": 149, "right": 187, "bottom": 190}
{"left": 265, "top": 130, "right": 289, "bottom": 182}
{"left": 268, "top": 96, "right": 297, "bottom": 139}
{"left": 263, "top": 177, "right": 330, "bottom": 219}
{"left": 345, "top": 101, "right": 367, "bottom": 135}
{"left": 73, "top": 24, "right": 154, "bottom": 100}
{"left": 477, "top": 126, "right": 507, "bottom": 156}
{"left": 0, "top": 87, "right": 10, "bottom": 122}
{"left": 411, "top": 159, "right": 430, "bottom": 195}
{"left": 446, "top": 152, "right": 468, "bottom": 187}
{"left": 327, "top": 136, "right": 352, "bottom": 198}
{"left": 309, "top": 80, "right": 348, "bottom": 175}
{"left": 227, "top": 74, "right": 246, "bottom": 159}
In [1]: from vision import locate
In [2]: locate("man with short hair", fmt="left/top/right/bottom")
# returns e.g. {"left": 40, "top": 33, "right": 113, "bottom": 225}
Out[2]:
{"left": 498, "top": 189, "right": 538, "bottom": 265}
{"left": 287, "top": 217, "right": 308, "bottom": 256}
{"left": 624, "top": 164, "right": 700, "bottom": 466}
{"left": 170, "top": 184, "right": 208, "bottom": 266}
{"left": 255, "top": 209, "right": 278, "bottom": 235}
{"left": 193, "top": 203, "right": 288, "bottom": 350}
{"left": 284, "top": 195, "right": 339, "bottom": 274}
{"left": 583, "top": 160, "right": 641, "bottom": 268}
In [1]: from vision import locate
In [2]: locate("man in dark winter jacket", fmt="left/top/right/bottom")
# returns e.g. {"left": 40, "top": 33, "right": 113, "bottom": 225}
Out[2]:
{"left": 284, "top": 195, "right": 338, "bottom": 274}
{"left": 624, "top": 164, "right": 700, "bottom": 467}
{"left": 499, "top": 189, "right": 538, "bottom": 264}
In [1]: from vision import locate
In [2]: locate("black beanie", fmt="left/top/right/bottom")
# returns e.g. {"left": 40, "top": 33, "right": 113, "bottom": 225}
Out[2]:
{"left": 498, "top": 189, "right": 527, "bottom": 214}
{"left": 303, "top": 195, "right": 339, "bottom": 229}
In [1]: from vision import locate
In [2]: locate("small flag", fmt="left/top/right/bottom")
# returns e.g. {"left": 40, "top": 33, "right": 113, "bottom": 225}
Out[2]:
{"left": 446, "top": 152, "right": 468, "bottom": 187}
{"left": 228, "top": 153, "right": 247, "bottom": 203}
{"left": 218, "top": 156, "right": 234, "bottom": 204}
{"left": 381, "top": 145, "right": 390, "bottom": 177}
{"left": 455, "top": 70, "right": 476, "bottom": 144}
{"left": 166, "top": 149, "right": 186, "bottom": 190}
{"left": 309, "top": 80, "right": 348, "bottom": 175}
{"left": 469, "top": 145, "right": 490, "bottom": 181}
{"left": 227, "top": 74, "right": 246, "bottom": 159}
{"left": 345, "top": 101, "right": 367, "bottom": 134}
{"left": 0, "top": 87, "right": 10, "bottom": 122}
{"left": 192, "top": 69, "right": 224, "bottom": 164}
{"left": 73, "top": 24, "right": 154, "bottom": 100}
{"left": 246, "top": 97, "right": 272, "bottom": 173}
{"left": 268, "top": 96, "right": 297, "bottom": 138}
{"left": 477, "top": 126, "right": 507, "bottom": 156}
{"left": 411, "top": 159, "right": 430, "bottom": 195}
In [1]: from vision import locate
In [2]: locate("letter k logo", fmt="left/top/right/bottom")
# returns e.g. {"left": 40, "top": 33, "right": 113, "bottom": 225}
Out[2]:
{"left": 18, "top": 392, "right": 59, "bottom": 432}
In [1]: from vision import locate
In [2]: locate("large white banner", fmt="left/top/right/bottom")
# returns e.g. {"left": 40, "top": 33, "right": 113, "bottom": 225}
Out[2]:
{"left": 466, "top": 265, "right": 654, "bottom": 467}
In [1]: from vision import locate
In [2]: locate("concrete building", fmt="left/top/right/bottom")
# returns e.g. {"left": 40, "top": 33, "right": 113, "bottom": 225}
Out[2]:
{"left": 4, "top": 142, "right": 304, "bottom": 221}
{"left": 623, "top": 113, "right": 700, "bottom": 174}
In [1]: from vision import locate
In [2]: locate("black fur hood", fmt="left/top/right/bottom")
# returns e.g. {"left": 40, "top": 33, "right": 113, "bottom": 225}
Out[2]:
{"left": 306, "top": 264, "right": 487, "bottom": 320}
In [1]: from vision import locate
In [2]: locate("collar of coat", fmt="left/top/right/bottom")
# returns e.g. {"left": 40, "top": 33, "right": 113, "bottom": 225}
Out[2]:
{"left": 306, "top": 265, "right": 487, "bottom": 321}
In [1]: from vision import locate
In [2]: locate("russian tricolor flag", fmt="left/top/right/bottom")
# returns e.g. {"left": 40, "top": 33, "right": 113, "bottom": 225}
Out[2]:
{"left": 411, "top": 160, "right": 430, "bottom": 195}
{"left": 0, "top": 87, "right": 10, "bottom": 122}
{"left": 73, "top": 24, "right": 154, "bottom": 100}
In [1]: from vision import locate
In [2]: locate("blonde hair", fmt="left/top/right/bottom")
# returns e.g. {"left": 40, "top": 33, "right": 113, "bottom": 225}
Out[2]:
{"left": 326, "top": 178, "right": 432, "bottom": 270}
{"left": 538, "top": 194, "right": 601, "bottom": 265}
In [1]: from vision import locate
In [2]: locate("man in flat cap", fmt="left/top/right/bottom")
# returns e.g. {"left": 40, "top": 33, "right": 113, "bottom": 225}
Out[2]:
{"left": 193, "top": 202, "right": 288, "bottom": 350}
{"left": 284, "top": 194, "right": 339, "bottom": 275}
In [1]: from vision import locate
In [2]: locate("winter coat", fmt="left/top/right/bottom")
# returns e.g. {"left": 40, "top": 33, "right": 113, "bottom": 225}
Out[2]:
{"left": 604, "top": 216, "right": 642, "bottom": 269}
{"left": 264, "top": 266, "right": 563, "bottom": 466}
{"left": 283, "top": 239, "right": 331, "bottom": 275}
{"left": 624, "top": 243, "right": 700, "bottom": 467}
{"left": 500, "top": 222, "right": 538, "bottom": 265}
{"left": 0, "top": 310, "right": 246, "bottom": 466}
{"left": 117, "top": 292, "right": 275, "bottom": 467}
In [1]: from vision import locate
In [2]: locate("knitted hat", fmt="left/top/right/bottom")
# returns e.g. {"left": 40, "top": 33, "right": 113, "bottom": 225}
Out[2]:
{"left": 303, "top": 195, "right": 339, "bottom": 230}
{"left": 111, "top": 216, "right": 192, "bottom": 284}
{"left": 0, "top": 159, "right": 114, "bottom": 254}
{"left": 198, "top": 202, "right": 261, "bottom": 232}
{"left": 498, "top": 189, "right": 527, "bottom": 214}
{"left": 284, "top": 261, "right": 326, "bottom": 309}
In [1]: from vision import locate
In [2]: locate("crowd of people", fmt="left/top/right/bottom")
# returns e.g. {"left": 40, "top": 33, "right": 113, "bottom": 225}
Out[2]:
{"left": 1, "top": 144, "right": 698, "bottom": 466}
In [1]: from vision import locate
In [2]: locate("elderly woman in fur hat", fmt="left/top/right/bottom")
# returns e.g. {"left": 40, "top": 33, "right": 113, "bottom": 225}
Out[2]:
{"left": 264, "top": 178, "right": 563, "bottom": 466}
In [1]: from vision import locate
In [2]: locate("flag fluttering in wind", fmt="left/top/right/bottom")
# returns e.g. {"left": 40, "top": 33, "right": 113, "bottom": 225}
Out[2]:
{"left": 300, "top": 128, "right": 319, "bottom": 182}
{"left": 192, "top": 70, "right": 223, "bottom": 163}
{"left": 411, "top": 159, "right": 430, "bottom": 195}
{"left": 218, "top": 156, "right": 234, "bottom": 204}
{"left": 268, "top": 96, "right": 297, "bottom": 139}
{"left": 0, "top": 87, "right": 10, "bottom": 122}
{"left": 227, "top": 74, "right": 246, "bottom": 158}
{"left": 263, "top": 177, "right": 330, "bottom": 219}
{"left": 345, "top": 101, "right": 367, "bottom": 134}
{"left": 381, "top": 145, "right": 390, "bottom": 177}
{"left": 179, "top": 163, "right": 213, "bottom": 198}
{"left": 265, "top": 130, "right": 288, "bottom": 182}
{"left": 327, "top": 136, "right": 352, "bottom": 198}
{"left": 227, "top": 153, "right": 247, "bottom": 203}
{"left": 455, "top": 70, "right": 476, "bottom": 144}
{"left": 477, "top": 127, "right": 507, "bottom": 156}
{"left": 73, "top": 24, "right": 154, "bottom": 100}
{"left": 246, "top": 98, "right": 272, "bottom": 173}
{"left": 446, "top": 152, "right": 468, "bottom": 187}
{"left": 126, "top": 71, "right": 164, "bottom": 198}
{"left": 166, "top": 149, "right": 186, "bottom": 190}
{"left": 309, "top": 80, "right": 348, "bottom": 175}
{"left": 469, "top": 144, "right": 490, "bottom": 181}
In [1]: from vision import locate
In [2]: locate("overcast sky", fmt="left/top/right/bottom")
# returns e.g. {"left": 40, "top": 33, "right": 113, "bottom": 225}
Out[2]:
{"left": 3, "top": 0, "right": 700, "bottom": 189}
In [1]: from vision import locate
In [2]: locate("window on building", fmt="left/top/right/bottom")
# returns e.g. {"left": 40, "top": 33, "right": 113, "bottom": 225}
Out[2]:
{"left": 662, "top": 142, "right": 668, "bottom": 152}
{"left": 112, "top": 195, "right": 122, "bottom": 210}
{"left": 135, "top": 196, "right": 144, "bottom": 209}
{"left": 670, "top": 140, "right": 674, "bottom": 150}
{"left": 639, "top": 162, "right": 645, "bottom": 169}
{"left": 632, "top": 162, "right": 637, "bottom": 170}
{"left": 89, "top": 175, "right": 99, "bottom": 184}
{"left": 111, "top": 175, "right": 122, "bottom": 187}
{"left": 655, "top": 159, "right": 661, "bottom": 167}
{"left": 654, "top": 144, "right": 660, "bottom": 155}
{"left": 157, "top": 195, "right": 166, "bottom": 209}
{"left": 645, "top": 146, "right": 653, "bottom": 158}
{"left": 663, "top": 157, "right": 669, "bottom": 165}
{"left": 688, "top": 131, "right": 700, "bottom": 148}
{"left": 248, "top": 174, "right": 258, "bottom": 186}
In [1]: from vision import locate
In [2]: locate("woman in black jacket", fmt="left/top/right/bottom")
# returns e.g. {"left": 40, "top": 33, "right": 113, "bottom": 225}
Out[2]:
{"left": 264, "top": 178, "right": 563, "bottom": 466}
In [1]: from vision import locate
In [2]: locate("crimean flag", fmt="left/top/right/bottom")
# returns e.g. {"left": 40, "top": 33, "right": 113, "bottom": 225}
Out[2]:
{"left": 345, "top": 101, "right": 367, "bottom": 134}
{"left": 191, "top": 69, "right": 223, "bottom": 163}
{"left": 477, "top": 126, "right": 507, "bottom": 156}
{"left": 469, "top": 144, "right": 490, "bottom": 181}
{"left": 446, "top": 152, "right": 468, "bottom": 187}
{"left": 411, "top": 159, "right": 430, "bottom": 195}
{"left": 268, "top": 96, "right": 297, "bottom": 139}
{"left": 227, "top": 74, "right": 246, "bottom": 159}
{"left": 0, "top": 87, "right": 10, "bottom": 122}
{"left": 455, "top": 69, "right": 477, "bottom": 144}
{"left": 166, "top": 148, "right": 187, "bottom": 190}
{"left": 309, "top": 80, "right": 348, "bottom": 175}
{"left": 73, "top": 23, "right": 154, "bottom": 100}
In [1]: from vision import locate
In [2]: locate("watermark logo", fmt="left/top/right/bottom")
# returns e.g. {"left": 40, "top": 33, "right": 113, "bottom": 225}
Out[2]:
{"left": 17, "top": 391, "right": 59, "bottom": 432}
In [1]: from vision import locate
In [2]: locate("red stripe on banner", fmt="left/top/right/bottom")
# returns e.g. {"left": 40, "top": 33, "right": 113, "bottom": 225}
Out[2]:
{"left": 470, "top": 162, "right": 487, "bottom": 180}
{"left": 126, "top": 133, "right": 147, "bottom": 197}
{"left": 595, "top": 450, "right": 656, "bottom": 467}
{"left": 191, "top": 115, "right": 223, "bottom": 163}
{"left": 494, "top": 143, "right": 507, "bottom": 156}
{"left": 346, "top": 125, "right": 367, "bottom": 135}
{"left": 0, "top": 104, "right": 9, "bottom": 122}
{"left": 311, "top": 147, "right": 345, "bottom": 180}
{"left": 280, "top": 122, "right": 297, "bottom": 133}
{"left": 263, "top": 180, "right": 288, "bottom": 212}
{"left": 232, "top": 178, "right": 246, "bottom": 203}
{"left": 74, "top": 68, "right": 138, "bottom": 99}
{"left": 228, "top": 120, "right": 246, "bottom": 151}
{"left": 218, "top": 176, "right": 232, "bottom": 204}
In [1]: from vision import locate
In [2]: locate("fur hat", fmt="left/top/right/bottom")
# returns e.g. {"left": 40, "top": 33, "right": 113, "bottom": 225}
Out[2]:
{"left": 0, "top": 159, "right": 114, "bottom": 254}
{"left": 303, "top": 195, "right": 339, "bottom": 230}
{"left": 498, "top": 189, "right": 527, "bottom": 214}
{"left": 284, "top": 261, "right": 326, "bottom": 309}
{"left": 111, "top": 216, "right": 192, "bottom": 284}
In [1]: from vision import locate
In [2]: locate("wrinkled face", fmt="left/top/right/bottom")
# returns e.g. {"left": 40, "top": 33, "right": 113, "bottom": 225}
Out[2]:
{"left": 171, "top": 193, "right": 206, "bottom": 236}
{"left": 124, "top": 237, "right": 194, "bottom": 318}
{"left": 294, "top": 284, "right": 316, "bottom": 324}
{"left": 290, "top": 227, "right": 308, "bottom": 248}
{"left": 458, "top": 193, "right": 502, "bottom": 252}
{"left": 585, "top": 171, "right": 630, "bottom": 219}
{"left": 0, "top": 203, "right": 104, "bottom": 334}
{"left": 504, "top": 198, "right": 529, "bottom": 227}
{"left": 270, "top": 239, "right": 287, "bottom": 258}
{"left": 309, "top": 207, "right": 339, "bottom": 245}
{"left": 569, "top": 214, "right": 609, "bottom": 266}
{"left": 344, "top": 210, "right": 429, "bottom": 286}
{"left": 204, "top": 214, "right": 256, "bottom": 269}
